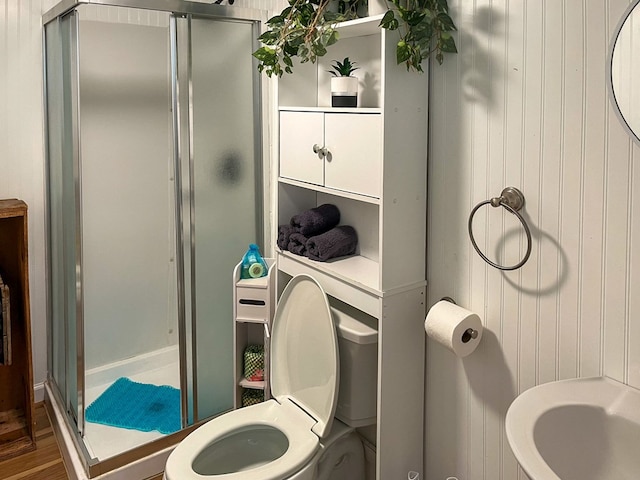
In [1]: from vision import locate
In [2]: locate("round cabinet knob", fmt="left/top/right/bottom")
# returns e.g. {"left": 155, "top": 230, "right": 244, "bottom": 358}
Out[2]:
{"left": 312, "top": 144, "right": 327, "bottom": 158}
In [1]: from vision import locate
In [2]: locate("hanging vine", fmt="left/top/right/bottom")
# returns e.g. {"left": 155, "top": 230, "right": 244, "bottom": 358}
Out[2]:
{"left": 253, "top": 0, "right": 457, "bottom": 77}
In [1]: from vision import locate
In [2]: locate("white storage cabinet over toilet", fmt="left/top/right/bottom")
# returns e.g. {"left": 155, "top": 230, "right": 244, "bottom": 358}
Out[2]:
{"left": 276, "top": 14, "right": 428, "bottom": 479}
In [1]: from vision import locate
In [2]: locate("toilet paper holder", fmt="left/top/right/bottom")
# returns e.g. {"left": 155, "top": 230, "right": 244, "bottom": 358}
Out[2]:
{"left": 440, "top": 296, "right": 478, "bottom": 343}
{"left": 461, "top": 327, "right": 478, "bottom": 343}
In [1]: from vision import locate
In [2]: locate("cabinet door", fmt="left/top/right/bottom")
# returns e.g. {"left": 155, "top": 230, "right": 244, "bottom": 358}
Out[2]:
{"left": 279, "top": 111, "right": 324, "bottom": 186}
{"left": 324, "top": 113, "right": 382, "bottom": 198}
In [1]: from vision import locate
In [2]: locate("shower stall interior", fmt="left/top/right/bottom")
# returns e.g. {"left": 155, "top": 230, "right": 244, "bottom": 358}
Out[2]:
{"left": 43, "top": 1, "right": 267, "bottom": 476}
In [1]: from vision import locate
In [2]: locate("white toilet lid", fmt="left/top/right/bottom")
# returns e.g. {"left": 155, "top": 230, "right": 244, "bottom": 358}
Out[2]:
{"left": 271, "top": 274, "right": 339, "bottom": 439}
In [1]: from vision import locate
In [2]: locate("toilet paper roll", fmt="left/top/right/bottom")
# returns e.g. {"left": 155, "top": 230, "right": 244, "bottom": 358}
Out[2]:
{"left": 425, "top": 300, "right": 483, "bottom": 357}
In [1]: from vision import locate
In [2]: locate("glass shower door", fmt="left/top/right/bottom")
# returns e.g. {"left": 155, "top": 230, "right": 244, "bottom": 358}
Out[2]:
{"left": 75, "top": 7, "right": 179, "bottom": 458}
{"left": 174, "top": 14, "right": 263, "bottom": 423}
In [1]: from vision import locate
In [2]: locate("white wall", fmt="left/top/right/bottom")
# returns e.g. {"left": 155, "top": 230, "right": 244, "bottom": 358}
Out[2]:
{"left": 0, "top": 0, "right": 58, "bottom": 399}
{"left": 426, "top": 0, "right": 639, "bottom": 478}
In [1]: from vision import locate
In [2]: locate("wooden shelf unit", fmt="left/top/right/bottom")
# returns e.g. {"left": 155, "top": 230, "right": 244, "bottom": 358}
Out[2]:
{"left": 0, "top": 199, "right": 35, "bottom": 461}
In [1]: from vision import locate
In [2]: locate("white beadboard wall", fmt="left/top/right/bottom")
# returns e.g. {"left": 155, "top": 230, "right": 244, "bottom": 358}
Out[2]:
{"left": 427, "top": 0, "right": 640, "bottom": 479}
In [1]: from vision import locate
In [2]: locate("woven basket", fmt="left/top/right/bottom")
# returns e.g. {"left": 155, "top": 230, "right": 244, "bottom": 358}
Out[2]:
{"left": 243, "top": 344, "right": 264, "bottom": 381}
{"left": 241, "top": 388, "right": 264, "bottom": 407}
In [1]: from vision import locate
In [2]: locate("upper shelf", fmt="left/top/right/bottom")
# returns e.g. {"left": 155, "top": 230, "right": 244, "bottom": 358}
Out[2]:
{"left": 277, "top": 249, "right": 381, "bottom": 317}
{"left": 332, "top": 14, "right": 385, "bottom": 38}
{"left": 278, "top": 106, "right": 382, "bottom": 114}
{"left": 277, "top": 15, "right": 385, "bottom": 110}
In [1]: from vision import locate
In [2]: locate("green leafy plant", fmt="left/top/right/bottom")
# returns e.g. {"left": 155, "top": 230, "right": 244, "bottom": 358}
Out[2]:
{"left": 328, "top": 57, "right": 359, "bottom": 77}
{"left": 252, "top": 0, "right": 457, "bottom": 77}
{"left": 253, "top": 0, "right": 358, "bottom": 77}
{"left": 380, "top": 0, "right": 457, "bottom": 72}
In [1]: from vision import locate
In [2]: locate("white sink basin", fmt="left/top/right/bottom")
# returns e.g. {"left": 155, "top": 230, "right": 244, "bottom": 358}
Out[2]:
{"left": 505, "top": 376, "right": 640, "bottom": 480}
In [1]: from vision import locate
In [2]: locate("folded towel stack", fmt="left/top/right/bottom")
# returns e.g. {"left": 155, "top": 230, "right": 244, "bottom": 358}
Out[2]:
{"left": 291, "top": 203, "right": 341, "bottom": 235}
{"left": 277, "top": 224, "right": 294, "bottom": 251}
{"left": 307, "top": 225, "right": 358, "bottom": 262}
{"left": 277, "top": 203, "right": 358, "bottom": 262}
{"left": 287, "top": 232, "right": 309, "bottom": 255}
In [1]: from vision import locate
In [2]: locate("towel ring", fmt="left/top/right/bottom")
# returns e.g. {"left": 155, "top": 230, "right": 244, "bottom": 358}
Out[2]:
{"left": 468, "top": 187, "right": 532, "bottom": 271}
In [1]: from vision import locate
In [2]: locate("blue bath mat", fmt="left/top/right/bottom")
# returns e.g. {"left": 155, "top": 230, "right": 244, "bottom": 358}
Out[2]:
{"left": 86, "top": 377, "right": 181, "bottom": 434}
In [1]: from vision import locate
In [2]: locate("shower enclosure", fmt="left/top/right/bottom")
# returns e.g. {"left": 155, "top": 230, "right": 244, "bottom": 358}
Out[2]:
{"left": 43, "top": 1, "right": 267, "bottom": 476}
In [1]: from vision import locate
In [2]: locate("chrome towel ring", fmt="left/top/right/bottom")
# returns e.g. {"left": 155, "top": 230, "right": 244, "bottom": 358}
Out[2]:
{"left": 468, "top": 187, "right": 532, "bottom": 271}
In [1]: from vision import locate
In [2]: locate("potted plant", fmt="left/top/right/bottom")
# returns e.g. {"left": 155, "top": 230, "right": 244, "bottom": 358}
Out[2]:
{"left": 253, "top": 0, "right": 457, "bottom": 77}
{"left": 328, "top": 57, "right": 359, "bottom": 107}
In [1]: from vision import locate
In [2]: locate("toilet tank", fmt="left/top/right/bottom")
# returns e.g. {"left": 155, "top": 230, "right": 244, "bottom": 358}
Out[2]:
{"left": 331, "top": 305, "right": 378, "bottom": 427}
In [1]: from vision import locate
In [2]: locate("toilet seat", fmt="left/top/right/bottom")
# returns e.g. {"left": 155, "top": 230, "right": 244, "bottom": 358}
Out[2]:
{"left": 165, "top": 399, "right": 319, "bottom": 479}
{"left": 270, "top": 274, "right": 339, "bottom": 438}
{"left": 164, "top": 275, "right": 341, "bottom": 480}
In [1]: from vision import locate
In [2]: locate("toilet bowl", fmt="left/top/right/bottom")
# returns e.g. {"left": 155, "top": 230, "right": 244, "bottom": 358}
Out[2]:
{"left": 163, "top": 274, "right": 370, "bottom": 480}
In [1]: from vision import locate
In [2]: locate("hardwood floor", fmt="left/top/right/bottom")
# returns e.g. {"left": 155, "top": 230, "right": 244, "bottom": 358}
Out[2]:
{"left": 0, "top": 403, "right": 68, "bottom": 480}
{"left": 0, "top": 403, "right": 167, "bottom": 480}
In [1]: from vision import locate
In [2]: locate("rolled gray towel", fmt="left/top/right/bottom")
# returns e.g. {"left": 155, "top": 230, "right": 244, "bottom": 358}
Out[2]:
{"left": 277, "top": 224, "right": 294, "bottom": 251}
{"left": 290, "top": 204, "right": 340, "bottom": 236}
{"left": 306, "top": 226, "right": 358, "bottom": 262}
{"left": 287, "top": 232, "right": 309, "bottom": 256}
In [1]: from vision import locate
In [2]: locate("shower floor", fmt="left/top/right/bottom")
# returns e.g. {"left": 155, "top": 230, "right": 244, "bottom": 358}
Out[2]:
{"left": 83, "top": 346, "right": 180, "bottom": 461}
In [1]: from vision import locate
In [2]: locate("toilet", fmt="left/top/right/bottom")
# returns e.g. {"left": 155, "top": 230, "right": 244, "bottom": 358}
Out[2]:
{"left": 164, "top": 274, "right": 377, "bottom": 480}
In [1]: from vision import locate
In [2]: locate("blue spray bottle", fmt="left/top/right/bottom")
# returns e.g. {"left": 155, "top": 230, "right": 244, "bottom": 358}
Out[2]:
{"left": 240, "top": 244, "right": 269, "bottom": 279}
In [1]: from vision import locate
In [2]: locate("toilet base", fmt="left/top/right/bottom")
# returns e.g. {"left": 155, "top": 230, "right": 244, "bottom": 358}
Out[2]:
{"left": 273, "top": 422, "right": 364, "bottom": 480}
{"left": 316, "top": 430, "right": 365, "bottom": 480}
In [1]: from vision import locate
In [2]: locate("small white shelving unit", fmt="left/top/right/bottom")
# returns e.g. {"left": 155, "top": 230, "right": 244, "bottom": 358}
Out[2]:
{"left": 276, "top": 14, "right": 428, "bottom": 480}
{"left": 232, "top": 258, "right": 276, "bottom": 409}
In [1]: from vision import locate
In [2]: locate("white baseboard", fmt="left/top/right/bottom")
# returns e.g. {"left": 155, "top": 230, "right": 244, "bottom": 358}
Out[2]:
{"left": 34, "top": 382, "right": 45, "bottom": 403}
{"left": 85, "top": 345, "right": 178, "bottom": 389}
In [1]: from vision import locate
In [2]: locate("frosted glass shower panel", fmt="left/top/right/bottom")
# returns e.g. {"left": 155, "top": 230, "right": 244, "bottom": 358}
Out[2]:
{"left": 190, "top": 17, "right": 261, "bottom": 420}
{"left": 77, "top": 14, "right": 178, "bottom": 371}
{"left": 44, "top": 13, "right": 79, "bottom": 417}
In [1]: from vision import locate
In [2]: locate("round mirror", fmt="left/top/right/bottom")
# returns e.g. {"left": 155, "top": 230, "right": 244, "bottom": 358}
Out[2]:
{"left": 610, "top": 0, "right": 640, "bottom": 145}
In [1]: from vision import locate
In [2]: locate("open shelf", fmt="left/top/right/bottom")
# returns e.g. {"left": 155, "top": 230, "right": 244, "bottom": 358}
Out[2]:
{"left": 235, "top": 317, "right": 268, "bottom": 324}
{"left": 278, "top": 249, "right": 379, "bottom": 294}
{"left": 332, "top": 14, "right": 385, "bottom": 38}
{"left": 239, "top": 378, "right": 265, "bottom": 390}
{"left": 277, "top": 250, "right": 381, "bottom": 318}
{"left": 278, "top": 15, "right": 383, "bottom": 109}
{"left": 278, "top": 177, "right": 381, "bottom": 205}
